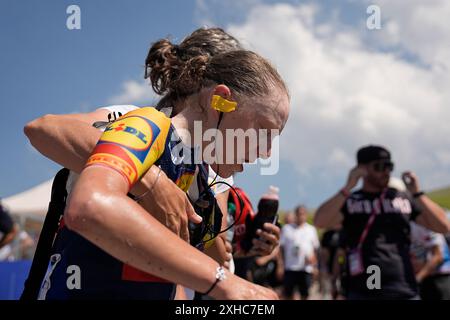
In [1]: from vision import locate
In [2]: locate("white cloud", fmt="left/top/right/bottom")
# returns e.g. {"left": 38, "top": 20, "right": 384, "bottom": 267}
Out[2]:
{"left": 369, "top": 0, "right": 450, "bottom": 71}
{"left": 197, "top": 1, "right": 450, "bottom": 199}
{"left": 108, "top": 80, "right": 159, "bottom": 105}
{"left": 105, "top": 1, "right": 449, "bottom": 204}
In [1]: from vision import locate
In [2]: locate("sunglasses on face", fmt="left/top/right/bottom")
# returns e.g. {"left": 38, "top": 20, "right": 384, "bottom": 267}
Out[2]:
{"left": 371, "top": 161, "right": 394, "bottom": 172}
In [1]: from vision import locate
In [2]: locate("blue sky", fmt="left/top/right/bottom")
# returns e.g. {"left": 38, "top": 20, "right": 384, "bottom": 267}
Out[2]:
{"left": 1, "top": 0, "right": 450, "bottom": 210}
{"left": 1, "top": 0, "right": 199, "bottom": 195}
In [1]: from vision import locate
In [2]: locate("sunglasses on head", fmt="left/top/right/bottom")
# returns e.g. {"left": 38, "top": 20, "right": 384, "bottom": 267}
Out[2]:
{"left": 371, "top": 160, "right": 394, "bottom": 172}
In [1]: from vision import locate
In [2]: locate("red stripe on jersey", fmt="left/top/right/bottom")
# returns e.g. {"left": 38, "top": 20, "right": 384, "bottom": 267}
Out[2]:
{"left": 121, "top": 264, "right": 170, "bottom": 283}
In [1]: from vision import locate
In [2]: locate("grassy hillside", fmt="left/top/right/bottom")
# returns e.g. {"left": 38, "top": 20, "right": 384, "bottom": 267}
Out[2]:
{"left": 428, "top": 186, "right": 450, "bottom": 209}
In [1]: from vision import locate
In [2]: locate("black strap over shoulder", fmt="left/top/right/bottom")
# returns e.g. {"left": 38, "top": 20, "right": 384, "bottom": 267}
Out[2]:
{"left": 188, "top": 164, "right": 223, "bottom": 248}
{"left": 20, "top": 168, "right": 70, "bottom": 301}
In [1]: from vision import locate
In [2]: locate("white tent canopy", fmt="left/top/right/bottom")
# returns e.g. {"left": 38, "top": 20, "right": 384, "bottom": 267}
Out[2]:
{"left": 2, "top": 179, "right": 53, "bottom": 219}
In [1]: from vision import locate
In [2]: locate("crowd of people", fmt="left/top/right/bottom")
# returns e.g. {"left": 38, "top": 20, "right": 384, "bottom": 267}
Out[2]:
{"left": 2, "top": 26, "right": 448, "bottom": 300}
{"left": 228, "top": 145, "right": 450, "bottom": 300}
{"left": 0, "top": 202, "right": 35, "bottom": 262}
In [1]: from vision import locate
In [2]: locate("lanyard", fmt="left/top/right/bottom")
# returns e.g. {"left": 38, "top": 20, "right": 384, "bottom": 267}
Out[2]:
{"left": 356, "top": 189, "right": 387, "bottom": 249}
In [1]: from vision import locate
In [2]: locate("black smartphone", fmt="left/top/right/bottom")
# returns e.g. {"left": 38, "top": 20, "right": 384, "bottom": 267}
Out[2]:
{"left": 240, "top": 198, "right": 279, "bottom": 253}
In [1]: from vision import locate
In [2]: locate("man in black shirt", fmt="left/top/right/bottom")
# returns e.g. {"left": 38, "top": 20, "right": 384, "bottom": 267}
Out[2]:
{"left": 314, "top": 145, "right": 450, "bottom": 299}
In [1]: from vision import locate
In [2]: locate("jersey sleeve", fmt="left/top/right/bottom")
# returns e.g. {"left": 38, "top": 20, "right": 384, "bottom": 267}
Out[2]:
{"left": 85, "top": 107, "right": 171, "bottom": 189}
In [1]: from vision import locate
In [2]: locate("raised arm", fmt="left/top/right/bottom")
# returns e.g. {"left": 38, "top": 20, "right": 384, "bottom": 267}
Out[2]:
{"left": 24, "top": 109, "right": 108, "bottom": 173}
{"left": 24, "top": 108, "right": 202, "bottom": 240}
{"left": 403, "top": 172, "right": 450, "bottom": 234}
{"left": 314, "top": 194, "right": 345, "bottom": 230}
{"left": 315, "top": 166, "right": 366, "bottom": 229}
{"left": 415, "top": 194, "right": 450, "bottom": 233}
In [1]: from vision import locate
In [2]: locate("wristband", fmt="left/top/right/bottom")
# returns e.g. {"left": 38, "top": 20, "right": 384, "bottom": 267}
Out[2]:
{"left": 203, "top": 266, "right": 227, "bottom": 296}
{"left": 340, "top": 188, "right": 350, "bottom": 198}
{"left": 413, "top": 191, "right": 425, "bottom": 198}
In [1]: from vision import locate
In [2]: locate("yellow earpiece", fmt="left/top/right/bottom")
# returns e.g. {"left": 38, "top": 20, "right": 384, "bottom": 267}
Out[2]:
{"left": 211, "top": 95, "right": 237, "bottom": 113}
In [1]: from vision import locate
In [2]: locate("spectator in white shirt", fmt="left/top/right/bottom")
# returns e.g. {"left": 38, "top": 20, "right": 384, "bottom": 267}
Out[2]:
{"left": 280, "top": 205, "right": 319, "bottom": 299}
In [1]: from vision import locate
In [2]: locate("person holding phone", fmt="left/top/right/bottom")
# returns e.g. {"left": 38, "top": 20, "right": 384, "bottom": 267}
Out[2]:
{"left": 226, "top": 186, "right": 281, "bottom": 281}
{"left": 314, "top": 145, "right": 450, "bottom": 300}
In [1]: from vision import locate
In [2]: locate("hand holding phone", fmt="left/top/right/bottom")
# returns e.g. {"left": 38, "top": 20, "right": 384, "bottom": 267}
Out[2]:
{"left": 240, "top": 186, "right": 279, "bottom": 253}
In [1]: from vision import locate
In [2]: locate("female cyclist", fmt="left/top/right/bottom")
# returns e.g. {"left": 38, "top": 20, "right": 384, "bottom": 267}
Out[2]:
{"left": 25, "top": 29, "right": 289, "bottom": 299}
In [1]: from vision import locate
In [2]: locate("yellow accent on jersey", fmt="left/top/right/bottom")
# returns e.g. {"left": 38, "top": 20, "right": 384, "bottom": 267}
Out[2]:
{"left": 176, "top": 172, "right": 196, "bottom": 193}
{"left": 85, "top": 107, "right": 171, "bottom": 189}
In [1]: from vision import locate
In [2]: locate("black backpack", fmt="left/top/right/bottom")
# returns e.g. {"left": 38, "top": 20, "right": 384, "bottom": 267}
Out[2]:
{"left": 20, "top": 168, "right": 70, "bottom": 300}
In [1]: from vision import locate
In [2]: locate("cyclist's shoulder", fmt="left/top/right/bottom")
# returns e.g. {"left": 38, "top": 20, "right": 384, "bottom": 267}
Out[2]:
{"left": 116, "top": 106, "right": 172, "bottom": 137}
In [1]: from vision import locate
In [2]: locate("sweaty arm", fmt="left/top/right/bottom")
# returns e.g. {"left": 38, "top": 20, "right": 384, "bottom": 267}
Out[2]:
{"left": 65, "top": 108, "right": 276, "bottom": 299}
{"left": 24, "top": 109, "right": 109, "bottom": 173}
{"left": 24, "top": 106, "right": 141, "bottom": 175}
{"left": 24, "top": 107, "right": 201, "bottom": 237}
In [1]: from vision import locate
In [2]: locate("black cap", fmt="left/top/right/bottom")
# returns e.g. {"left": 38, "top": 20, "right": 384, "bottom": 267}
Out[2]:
{"left": 357, "top": 145, "right": 391, "bottom": 164}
